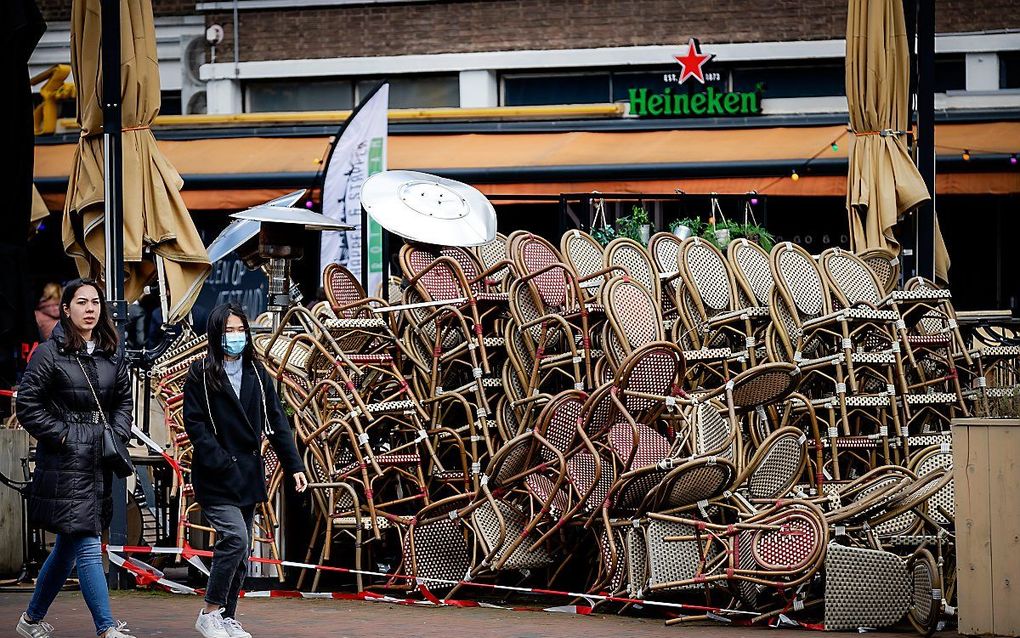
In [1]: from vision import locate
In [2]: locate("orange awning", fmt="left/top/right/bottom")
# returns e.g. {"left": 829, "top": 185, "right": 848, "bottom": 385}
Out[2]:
{"left": 35, "top": 121, "right": 1020, "bottom": 211}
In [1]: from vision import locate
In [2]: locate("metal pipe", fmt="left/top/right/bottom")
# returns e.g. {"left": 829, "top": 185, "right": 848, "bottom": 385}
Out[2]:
{"left": 914, "top": 0, "right": 937, "bottom": 280}
{"left": 100, "top": 0, "right": 128, "bottom": 589}
{"left": 232, "top": 0, "right": 240, "bottom": 78}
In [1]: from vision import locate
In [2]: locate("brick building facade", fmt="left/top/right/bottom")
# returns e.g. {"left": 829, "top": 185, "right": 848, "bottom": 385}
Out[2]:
{"left": 196, "top": 0, "right": 1018, "bottom": 62}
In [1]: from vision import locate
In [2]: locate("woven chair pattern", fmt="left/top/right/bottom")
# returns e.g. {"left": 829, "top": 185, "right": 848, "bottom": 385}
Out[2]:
{"left": 729, "top": 239, "right": 773, "bottom": 306}
{"left": 824, "top": 543, "right": 911, "bottom": 631}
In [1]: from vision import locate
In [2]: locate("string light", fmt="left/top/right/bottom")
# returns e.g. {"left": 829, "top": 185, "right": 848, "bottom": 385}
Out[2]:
{"left": 791, "top": 169, "right": 800, "bottom": 182}
{"left": 1011, "top": 154, "right": 1018, "bottom": 166}
{"left": 305, "top": 200, "right": 315, "bottom": 209}
{"left": 962, "top": 150, "right": 971, "bottom": 161}
{"left": 831, "top": 142, "right": 839, "bottom": 152}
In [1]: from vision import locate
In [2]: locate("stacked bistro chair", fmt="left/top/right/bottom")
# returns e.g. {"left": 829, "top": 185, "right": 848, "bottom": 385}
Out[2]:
{"left": 857, "top": 247, "right": 901, "bottom": 296}
{"left": 118, "top": 220, "right": 982, "bottom": 633}
{"left": 648, "top": 231, "right": 685, "bottom": 324}
{"left": 768, "top": 242, "right": 908, "bottom": 477}
{"left": 399, "top": 243, "right": 507, "bottom": 417}
{"left": 676, "top": 236, "right": 770, "bottom": 367}
{"left": 819, "top": 249, "right": 966, "bottom": 456}
{"left": 560, "top": 228, "right": 622, "bottom": 304}
{"left": 727, "top": 238, "right": 776, "bottom": 361}
{"left": 603, "top": 237, "right": 662, "bottom": 313}
{"left": 508, "top": 232, "right": 598, "bottom": 393}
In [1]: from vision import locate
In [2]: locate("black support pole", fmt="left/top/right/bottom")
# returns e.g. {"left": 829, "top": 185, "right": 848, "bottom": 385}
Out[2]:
{"left": 101, "top": 0, "right": 129, "bottom": 589}
{"left": 914, "top": 0, "right": 937, "bottom": 281}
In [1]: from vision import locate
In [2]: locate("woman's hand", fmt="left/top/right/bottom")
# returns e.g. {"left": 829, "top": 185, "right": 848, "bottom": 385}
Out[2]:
{"left": 293, "top": 472, "right": 308, "bottom": 493}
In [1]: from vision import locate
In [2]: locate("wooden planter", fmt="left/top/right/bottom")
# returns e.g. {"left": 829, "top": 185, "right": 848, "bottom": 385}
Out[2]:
{"left": 0, "top": 429, "right": 29, "bottom": 575}
{"left": 953, "top": 418, "right": 1020, "bottom": 636}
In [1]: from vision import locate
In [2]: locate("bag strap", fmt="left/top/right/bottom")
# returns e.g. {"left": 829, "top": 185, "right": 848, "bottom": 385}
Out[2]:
{"left": 253, "top": 363, "right": 274, "bottom": 435}
{"left": 75, "top": 356, "right": 110, "bottom": 428}
{"left": 202, "top": 359, "right": 272, "bottom": 436}
{"left": 202, "top": 361, "right": 218, "bottom": 436}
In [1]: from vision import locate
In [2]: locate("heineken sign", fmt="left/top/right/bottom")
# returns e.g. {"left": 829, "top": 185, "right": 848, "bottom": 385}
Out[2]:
{"left": 628, "top": 86, "right": 760, "bottom": 117}
{"left": 628, "top": 38, "right": 763, "bottom": 118}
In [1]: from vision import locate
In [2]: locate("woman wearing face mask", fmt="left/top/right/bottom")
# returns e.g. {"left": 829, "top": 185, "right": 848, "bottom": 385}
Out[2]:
{"left": 15, "top": 278, "right": 135, "bottom": 638}
{"left": 183, "top": 303, "right": 307, "bottom": 638}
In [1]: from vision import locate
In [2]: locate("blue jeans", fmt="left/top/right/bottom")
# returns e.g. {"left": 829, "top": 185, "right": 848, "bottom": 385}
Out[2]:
{"left": 26, "top": 534, "right": 115, "bottom": 636}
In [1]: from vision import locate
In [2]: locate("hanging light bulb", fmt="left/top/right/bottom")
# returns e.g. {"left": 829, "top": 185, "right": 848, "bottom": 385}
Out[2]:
{"left": 831, "top": 142, "right": 839, "bottom": 152}
{"left": 305, "top": 200, "right": 315, "bottom": 209}
{"left": 791, "top": 169, "right": 800, "bottom": 182}
{"left": 1010, "top": 154, "right": 1018, "bottom": 166}
{"left": 962, "top": 150, "right": 971, "bottom": 161}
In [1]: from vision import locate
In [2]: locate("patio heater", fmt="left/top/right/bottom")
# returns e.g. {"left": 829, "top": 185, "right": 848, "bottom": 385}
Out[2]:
{"left": 207, "top": 192, "right": 352, "bottom": 326}
{"left": 232, "top": 205, "right": 351, "bottom": 326}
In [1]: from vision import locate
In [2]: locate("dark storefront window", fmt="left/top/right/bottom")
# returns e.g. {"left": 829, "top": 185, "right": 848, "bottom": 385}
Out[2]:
{"left": 732, "top": 63, "right": 844, "bottom": 98}
{"left": 503, "top": 73, "right": 611, "bottom": 106}
{"left": 247, "top": 79, "right": 354, "bottom": 112}
{"left": 355, "top": 75, "right": 459, "bottom": 108}
{"left": 935, "top": 55, "right": 966, "bottom": 92}
{"left": 1000, "top": 51, "right": 1020, "bottom": 89}
{"left": 160, "top": 90, "right": 182, "bottom": 116}
{"left": 247, "top": 74, "right": 459, "bottom": 112}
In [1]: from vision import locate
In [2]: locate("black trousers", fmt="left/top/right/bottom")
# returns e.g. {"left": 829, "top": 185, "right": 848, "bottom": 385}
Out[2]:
{"left": 202, "top": 503, "right": 256, "bottom": 619}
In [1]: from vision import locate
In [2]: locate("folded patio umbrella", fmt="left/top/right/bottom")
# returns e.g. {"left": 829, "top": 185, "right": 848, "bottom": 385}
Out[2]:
{"left": 62, "top": 0, "right": 210, "bottom": 323}
{"left": 845, "top": 0, "right": 949, "bottom": 282}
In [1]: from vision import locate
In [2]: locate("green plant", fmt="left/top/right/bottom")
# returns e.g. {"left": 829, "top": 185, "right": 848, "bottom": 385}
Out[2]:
{"left": 701, "top": 219, "right": 739, "bottom": 248}
{"left": 738, "top": 223, "right": 776, "bottom": 251}
{"left": 591, "top": 225, "right": 617, "bottom": 246}
{"left": 631, "top": 205, "right": 650, "bottom": 227}
{"left": 669, "top": 217, "right": 705, "bottom": 236}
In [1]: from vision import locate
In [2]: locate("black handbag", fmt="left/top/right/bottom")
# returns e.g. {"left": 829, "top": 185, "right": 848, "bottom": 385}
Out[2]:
{"left": 77, "top": 357, "right": 135, "bottom": 478}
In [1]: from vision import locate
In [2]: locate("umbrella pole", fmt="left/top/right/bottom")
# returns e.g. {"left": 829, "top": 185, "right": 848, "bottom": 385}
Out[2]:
{"left": 101, "top": 0, "right": 130, "bottom": 589}
{"left": 914, "top": 0, "right": 937, "bottom": 281}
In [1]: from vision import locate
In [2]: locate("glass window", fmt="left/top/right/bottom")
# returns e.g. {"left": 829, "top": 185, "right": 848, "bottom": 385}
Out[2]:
{"left": 732, "top": 64, "right": 843, "bottom": 98}
{"left": 356, "top": 75, "right": 459, "bottom": 108}
{"left": 246, "top": 79, "right": 354, "bottom": 112}
{"left": 160, "top": 90, "right": 182, "bottom": 116}
{"left": 935, "top": 55, "right": 966, "bottom": 92}
{"left": 999, "top": 51, "right": 1020, "bottom": 89}
{"left": 502, "top": 73, "right": 611, "bottom": 106}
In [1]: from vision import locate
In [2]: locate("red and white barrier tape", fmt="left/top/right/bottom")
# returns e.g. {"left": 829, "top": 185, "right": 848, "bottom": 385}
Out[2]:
{"left": 104, "top": 544, "right": 755, "bottom": 617}
{"left": 130, "top": 426, "right": 185, "bottom": 486}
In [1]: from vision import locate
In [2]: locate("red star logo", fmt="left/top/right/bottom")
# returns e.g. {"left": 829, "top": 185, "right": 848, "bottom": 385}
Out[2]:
{"left": 674, "top": 38, "right": 714, "bottom": 85}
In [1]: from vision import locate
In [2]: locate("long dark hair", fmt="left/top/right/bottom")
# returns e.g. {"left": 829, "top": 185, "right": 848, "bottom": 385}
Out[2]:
{"left": 58, "top": 278, "right": 119, "bottom": 355}
{"left": 204, "top": 302, "right": 255, "bottom": 392}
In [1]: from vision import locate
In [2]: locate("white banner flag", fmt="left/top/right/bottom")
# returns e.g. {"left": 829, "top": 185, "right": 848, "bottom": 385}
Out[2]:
{"left": 320, "top": 83, "right": 389, "bottom": 295}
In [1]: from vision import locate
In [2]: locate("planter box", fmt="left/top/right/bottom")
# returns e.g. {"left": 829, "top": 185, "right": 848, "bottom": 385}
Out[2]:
{"left": 953, "top": 418, "right": 1020, "bottom": 636}
{"left": 0, "top": 429, "right": 29, "bottom": 575}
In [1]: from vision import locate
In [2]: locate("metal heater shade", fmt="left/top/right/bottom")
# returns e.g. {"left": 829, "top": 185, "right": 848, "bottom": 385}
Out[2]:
{"left": 361, "top": 170, "right": 497, "bottom": 247}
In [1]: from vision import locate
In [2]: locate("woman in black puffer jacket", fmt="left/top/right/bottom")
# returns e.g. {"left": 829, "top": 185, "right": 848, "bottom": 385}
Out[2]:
{"left": 15, "top": 279, "right": 135, "bottom": 638}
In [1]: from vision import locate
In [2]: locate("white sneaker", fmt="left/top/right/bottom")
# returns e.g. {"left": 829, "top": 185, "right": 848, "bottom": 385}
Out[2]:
{"left": 16, "top": 614, "right": 54, "bottom": 638}
{"left": 195, "top": 608, "right": 231, "bottom": 638}
{"left": 102, "top": 621, "right": 137, "bottom": 638}
{"left": 222, "top": 617, "right": 252, "bottom": 638}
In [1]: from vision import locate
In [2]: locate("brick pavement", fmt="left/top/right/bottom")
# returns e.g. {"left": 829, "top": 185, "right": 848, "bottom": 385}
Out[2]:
{"left": 0, "top": 590, "right": 958, "bottom": 638}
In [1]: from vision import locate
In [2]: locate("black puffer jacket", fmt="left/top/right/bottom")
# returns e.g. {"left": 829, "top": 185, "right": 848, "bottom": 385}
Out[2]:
{"left": 16, "top": 334, "right": 132, "bottom": 536}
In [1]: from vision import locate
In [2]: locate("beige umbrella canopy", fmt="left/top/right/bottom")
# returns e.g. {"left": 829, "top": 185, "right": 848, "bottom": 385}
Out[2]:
{"left": 845, "top": 0, "right": 949, "bottom": 282}
{"left": 62, "top": 0, "right": 210, "bottom": 322}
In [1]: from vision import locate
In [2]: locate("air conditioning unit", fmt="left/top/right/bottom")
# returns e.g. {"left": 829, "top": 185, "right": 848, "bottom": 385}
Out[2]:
{"left": 180, "top": 35, "right": 207, "bottom": 115}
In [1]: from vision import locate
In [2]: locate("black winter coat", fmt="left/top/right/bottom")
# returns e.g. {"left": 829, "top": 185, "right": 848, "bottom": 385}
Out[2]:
{"left": 16, "top": 335, "right": 133, "bottom": 536}
{"left": 182, "top": 358, "right": 303, "bottom": 507}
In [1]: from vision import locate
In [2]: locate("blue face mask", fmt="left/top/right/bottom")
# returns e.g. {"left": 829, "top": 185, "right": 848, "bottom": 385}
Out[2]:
{"left": 222, "top": 332, "right": 247, "bottom": 357}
